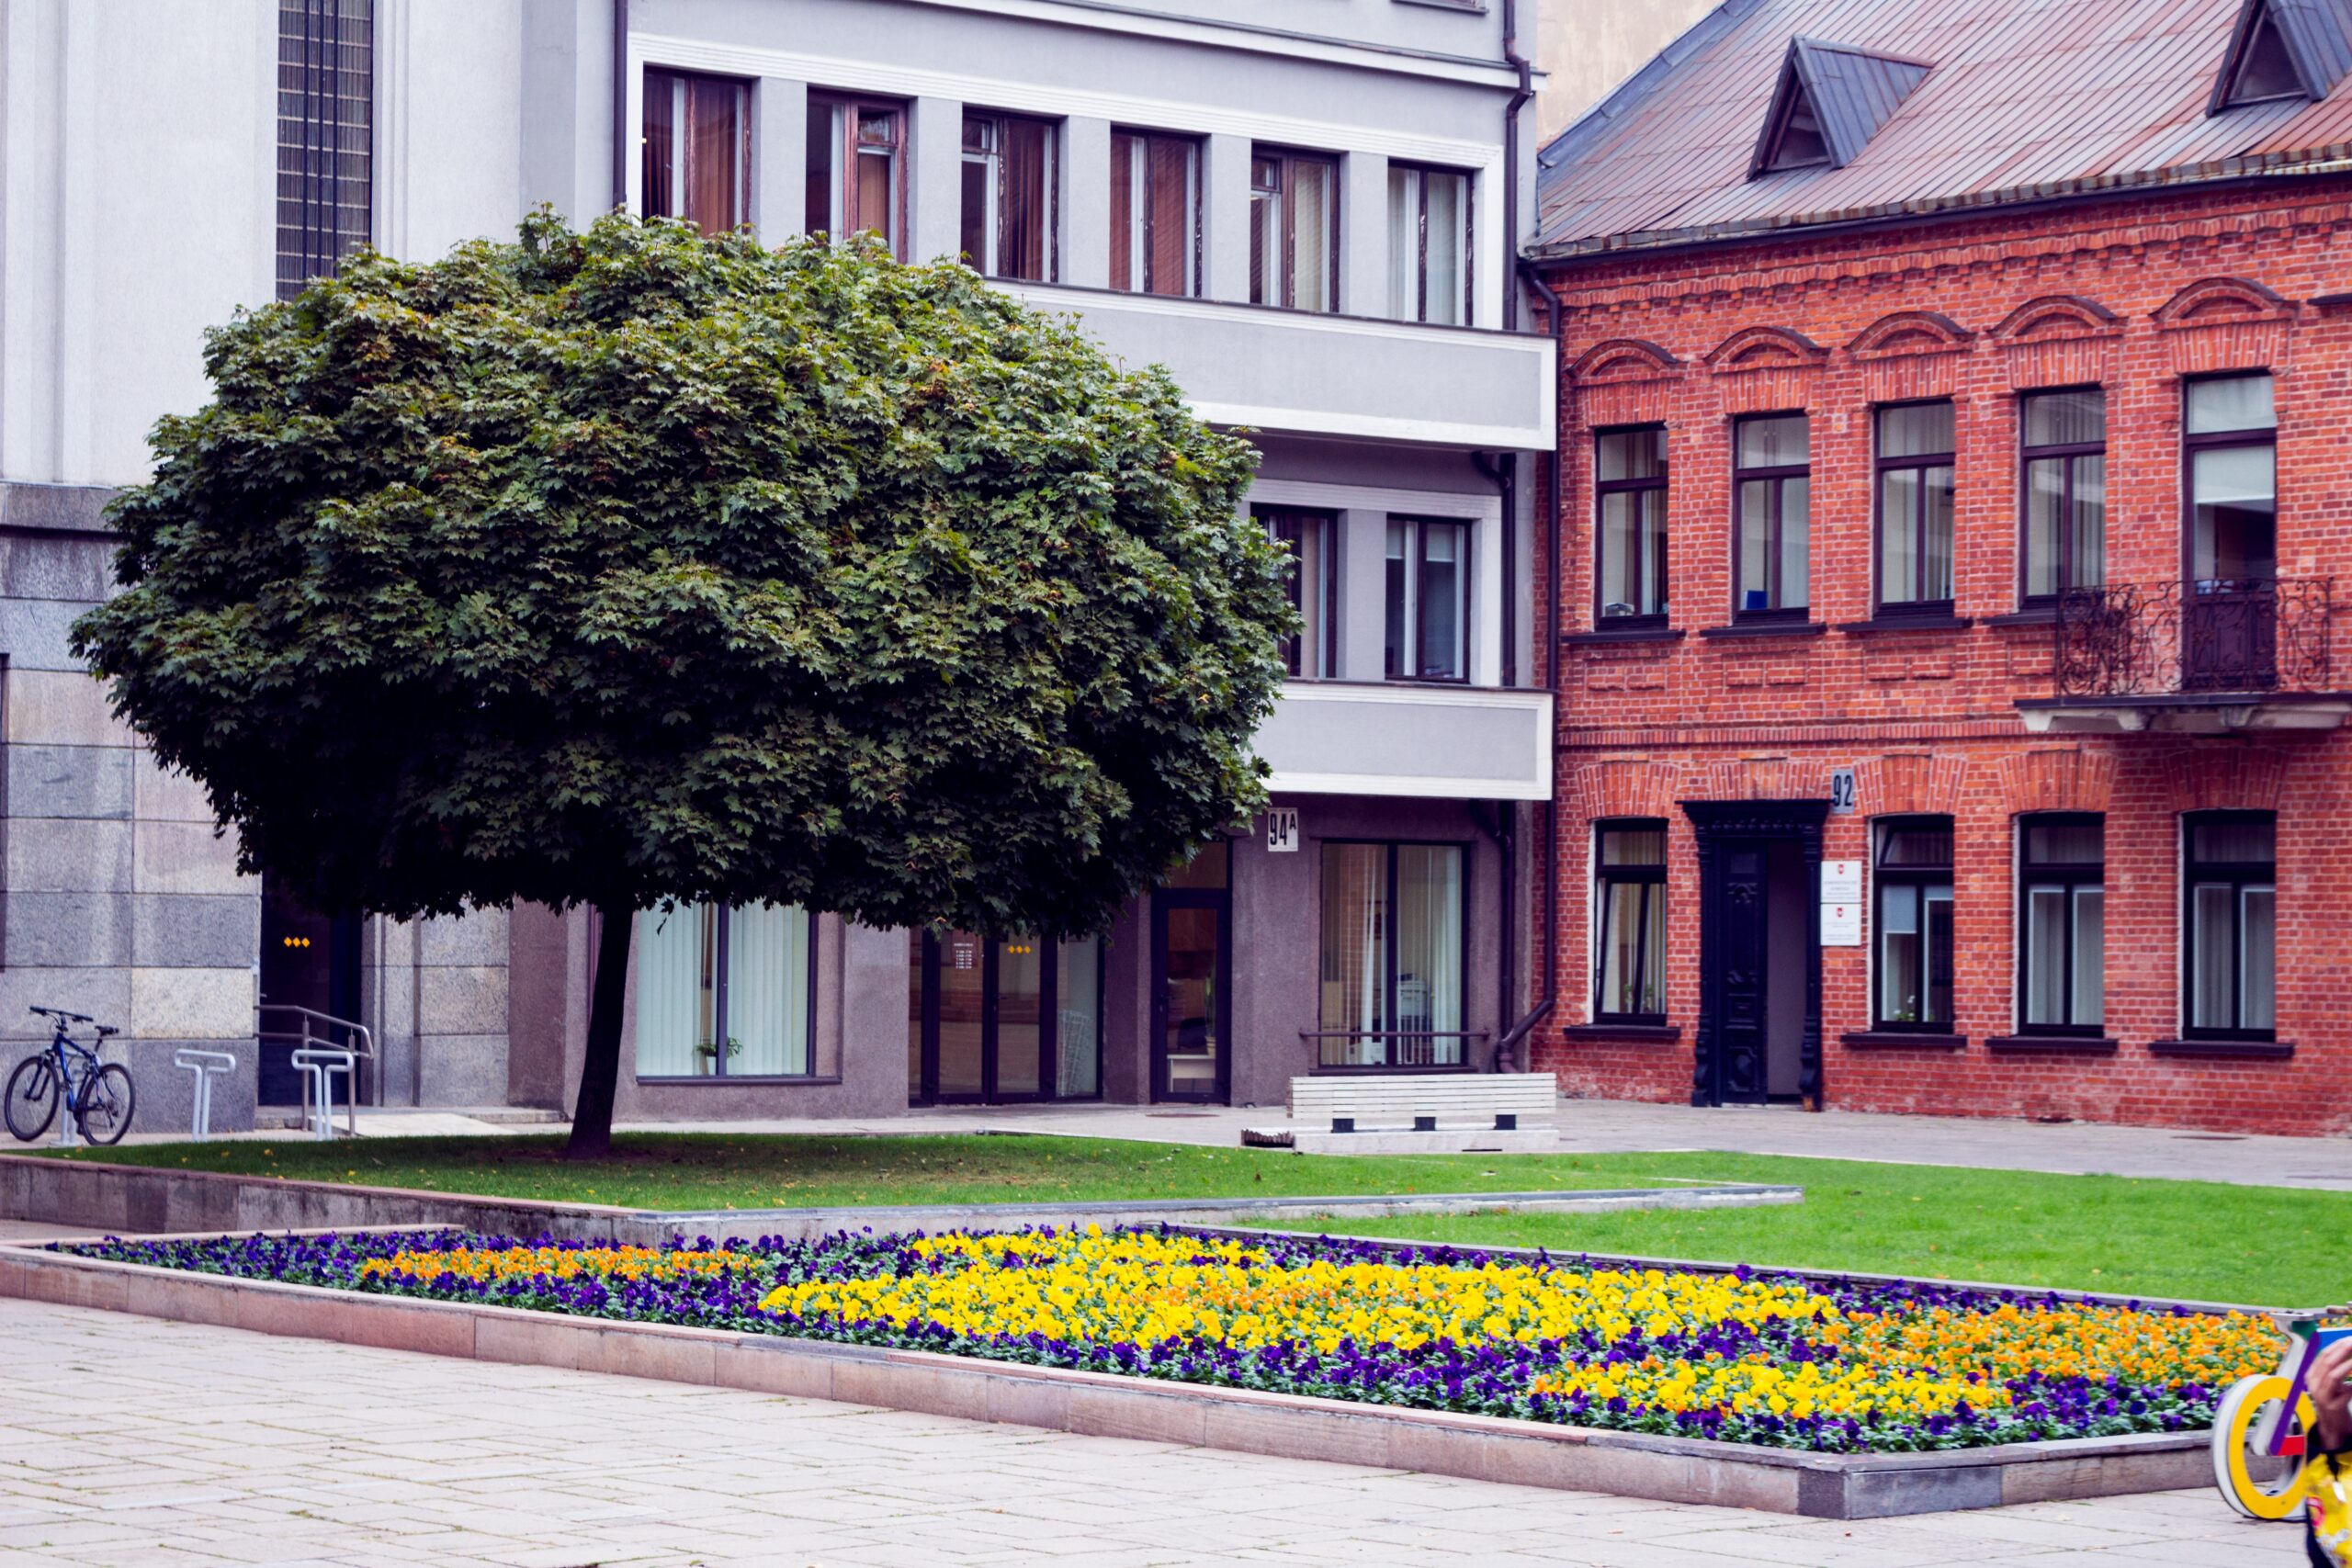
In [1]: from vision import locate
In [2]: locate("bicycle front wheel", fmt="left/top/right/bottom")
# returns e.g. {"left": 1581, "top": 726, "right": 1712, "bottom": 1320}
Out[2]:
{"left": 4, "top": 1056, "right": 58, "bottom": 1142}
{"left": 75, "top": 1063, "right": 134, "bottom": 1146}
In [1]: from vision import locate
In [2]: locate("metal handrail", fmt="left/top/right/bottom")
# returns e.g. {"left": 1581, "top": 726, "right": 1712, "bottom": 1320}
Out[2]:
{"left": 255, "top": 1001, "right": 378, "bottom": 1111}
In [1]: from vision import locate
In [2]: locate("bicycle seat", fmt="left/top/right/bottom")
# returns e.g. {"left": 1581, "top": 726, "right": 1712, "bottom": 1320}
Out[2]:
{"left": 94, "top": 1024, "right": 119, "bottom": 1038}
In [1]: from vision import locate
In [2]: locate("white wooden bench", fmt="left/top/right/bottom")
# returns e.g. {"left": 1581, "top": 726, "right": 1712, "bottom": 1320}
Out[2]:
{"left": 1252, "top": 1072, "right": 1559, "bottom": 1154}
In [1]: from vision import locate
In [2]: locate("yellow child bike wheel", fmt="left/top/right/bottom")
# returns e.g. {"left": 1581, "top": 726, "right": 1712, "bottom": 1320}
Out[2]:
{"left": 2214, "top": 1372, "right": 2315, "bottom": 1521}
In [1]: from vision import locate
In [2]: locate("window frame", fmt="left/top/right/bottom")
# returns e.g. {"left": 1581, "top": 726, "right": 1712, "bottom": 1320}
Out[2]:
{"left": 1591, "top": 820, "right": 1668, "bottom": 1027}
{"left": 1594, "top": 424, "right": 1668, "bottom": 629}
{"left": 1110, "top": 128, "right": 1202, "bottom": 298}
{"left": 1387, "top": 162, "right": 1474, "bottom": 326}
{"left": 1249, "top": 146, "right": 1341, "bottom": 312}
{"left": 960, "top": 108, "right": 1061, "bottom": 283}
{"left": 2018, "top": 387, "right": 2108, "bottom": 608}
{"left": 806, "top": 92, "right": 908, "bottom": 255}
{"left": 1258, "top": 504, "right": 1340, "bottom": 680}
{"left": 2015, "top": 812, "right": 2105, "bottom": 1036}
{"left": 1383, "top": 515, "right": 1473, "bottom": 683}
{"left": 633, "top": 904, "right": 821, "bottom": 1081}
{"left": 1872, "top": 400, "right": 1958, "bottom": 616}
{"left": 641, "top": 67, "right": 753, "bottom": 236}
{"left": 1317, "top": 837, "right": 1474, "bottom": 1071}
{"left": 2180, "top": 371, "right": 2278, "bottom": 588}
{"left": 1871, "top": 815, "right": 1956, "bottom": 1032}
{"left": 1731, "top": 412, "right": 1810, "bottom": 623}
{"left": 2181, "top": 809, "right": 2278, "bottom": 1042}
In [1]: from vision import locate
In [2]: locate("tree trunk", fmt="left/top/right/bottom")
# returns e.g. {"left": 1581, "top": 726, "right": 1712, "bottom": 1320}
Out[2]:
{"left": 565, "top": 901, "right": 634, "bottom": 1161}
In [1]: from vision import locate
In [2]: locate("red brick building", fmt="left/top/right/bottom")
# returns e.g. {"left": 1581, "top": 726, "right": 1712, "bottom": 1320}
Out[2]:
{"left": 1523, "top": 0, "right": 2352, "bottom": 1133}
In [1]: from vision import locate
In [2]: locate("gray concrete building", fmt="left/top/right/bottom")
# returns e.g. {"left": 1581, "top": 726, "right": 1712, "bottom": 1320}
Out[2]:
{"left": 0, "top": 0, "right": 1555, "bottom": 1128}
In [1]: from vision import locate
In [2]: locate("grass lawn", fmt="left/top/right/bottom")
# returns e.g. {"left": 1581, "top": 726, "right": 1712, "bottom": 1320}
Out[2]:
{"left": 1272, "top": 1150, "right": 2350, "bottom": 1309}
{"left": 40, "top": 1134, "right": 2346, "bottom": 1306}
{"left": 42, "top": 1133, "right": 1662, "bottom": 1212}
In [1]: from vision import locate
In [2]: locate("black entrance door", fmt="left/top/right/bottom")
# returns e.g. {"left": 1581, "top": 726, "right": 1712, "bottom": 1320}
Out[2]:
{"left": 1684, "top": 802, "right": 1827, "bottom": 1109}
{"left": 257, "top": 879, "right": 361, "bottom": 1105}
{"left": 1150, "top": 893, "right": 1229, "bottom": 1103}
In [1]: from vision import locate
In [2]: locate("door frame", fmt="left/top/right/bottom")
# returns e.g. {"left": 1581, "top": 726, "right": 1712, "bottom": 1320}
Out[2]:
{"left": 1149, "top": 889, "right": 1231, "bottom": 1104}
{"left": 1681, "top": 799, "right": 1827, "bottom": 1109}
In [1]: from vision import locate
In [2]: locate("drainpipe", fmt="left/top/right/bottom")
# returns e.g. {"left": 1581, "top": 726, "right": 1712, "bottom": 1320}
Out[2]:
{"left": 610, "top": 0, "right": 630, "bottom": 212}
{"left": 1491, "top": 257, "right": 1567, "bottom": 1076}
{"left": 1498, "top": 0, "right": 1533, "bottom": 332}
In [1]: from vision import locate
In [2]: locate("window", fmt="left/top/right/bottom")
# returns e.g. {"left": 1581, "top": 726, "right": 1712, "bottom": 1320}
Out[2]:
{"left": 1733, "top": 414, "right": 1810, "bottom": 618}
{"left": 2185, "top": 812, "right": 2276, "bottom": 1039}
{"left": 276, "top": 0, "right": 373, "bottom": 301}
{"left": 636, "top": 904, "right": 815, "bottom": 1077}
{"left": 1111, "top": 130, "right": 1199, "bottom": 297}
{"left": 2020, "top": 390, "right": 2107, "bottom": 604}
{"left": 2018, "top": 816, "right": 2103, "bottom": 1033}
{"left": 1387, "top": 164, "right": 1471, "bottom": 325}
{"left": 907, "top": 930, "right": 1102, "bottom": 1101}
{"left": 2221, "top": 5, "right": 2310, "bottom": 106}
{"left": 1319, "top": 842, "right": 1464, "bottom": 1067}
{"left": 2186, "top": 374, "right": 2277, "bottom": 585}
{"left": 643, "top": 69, "right": 751, "bottom": 236}
{"left": 1874, "top": 818, "right": 1954, "bottom": 1030}
{"left": 961, "top": 112, "right": 1058, "bottom": 281}
{"left": 1384, "top": 517, "right": 1470, "bottom": 682}
{"left": 1250, "top": 149, "right": 1339, "bottom": 312}
{"left": 1875, "top": 401, "right": 1956, "bottom": 614}
{"left": 1593, "top": 823, "right": 1667, "bottom": 1023}
{"left": 806, "top": 96, "right": 903, "bottom": 252}
{"left": 1596, "top": 426, "right": 1668, "bottom": 625}
{"left": 1260, "top": 506, "right": 1338, "bottom": 679}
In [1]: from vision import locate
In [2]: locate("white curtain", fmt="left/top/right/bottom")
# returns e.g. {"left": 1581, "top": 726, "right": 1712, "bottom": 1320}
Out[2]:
{"left": 634, "top": 905, "right": 713, "bottom": 1076}
{"left": 727, "top": 904, "right": 812, "bottom": 1076}
{"left": 1397, "top": 846, "right": 1463, "bottom": 1064}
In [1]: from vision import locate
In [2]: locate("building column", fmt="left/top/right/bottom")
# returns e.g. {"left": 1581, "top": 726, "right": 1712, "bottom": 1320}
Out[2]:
{"left": 1340, "top": 151, "right": 1389, "bottom": 320}
{"left": 752, "top": 75, "right": 808, "bottom": 244}
{"left": 1338, "top": 506, "right": 1390, "bottom": 681}
{"left": 907, "top": 96, "right": 965, "bottom": 265}
{"left": 1059, "top": 115, "right": 1111, "bottom": 289}
{"left": 1200, "top": 132, "right": 1252, "bottom": 303}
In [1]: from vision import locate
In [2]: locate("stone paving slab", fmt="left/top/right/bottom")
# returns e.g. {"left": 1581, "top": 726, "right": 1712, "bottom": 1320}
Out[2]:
{"left": 0, "top": 1295, "right": 2301, "bottom": 1567}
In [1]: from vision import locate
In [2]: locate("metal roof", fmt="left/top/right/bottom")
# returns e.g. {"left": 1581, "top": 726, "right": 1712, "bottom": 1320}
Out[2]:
{"left": 1533, "top": 0, "right": 2352, "bottom": 257}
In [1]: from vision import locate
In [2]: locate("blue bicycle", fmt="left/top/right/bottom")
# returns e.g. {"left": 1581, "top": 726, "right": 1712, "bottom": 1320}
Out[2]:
{"left": 5, "top": 1006, "right": 134, "bottom": 1145}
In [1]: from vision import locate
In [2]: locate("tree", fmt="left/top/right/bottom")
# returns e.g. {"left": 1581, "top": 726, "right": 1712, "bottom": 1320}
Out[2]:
{"left": 73, "top": 211, "right": 1293, "bottom": 1157}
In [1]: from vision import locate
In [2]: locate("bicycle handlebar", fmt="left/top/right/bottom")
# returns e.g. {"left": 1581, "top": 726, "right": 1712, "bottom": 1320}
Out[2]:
{"left": 28, "top": 1006, "right": 93, "bottom": 1024}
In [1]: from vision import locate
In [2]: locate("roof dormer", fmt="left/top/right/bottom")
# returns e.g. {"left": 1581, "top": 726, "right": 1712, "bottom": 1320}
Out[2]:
{"left": 1749, "top": 37, "right": 1932, "bottom": 178}
{"left": 2211, "top": 0, "right": 2352, "bottom": 112}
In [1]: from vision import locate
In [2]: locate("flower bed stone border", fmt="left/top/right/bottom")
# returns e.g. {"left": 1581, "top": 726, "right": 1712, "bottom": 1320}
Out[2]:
{"left": 0, "top": 1235, "right": 2210, "bottom": 1519}
{"left": 0, "top": 1152, "right": 1796, "bottom": 1246}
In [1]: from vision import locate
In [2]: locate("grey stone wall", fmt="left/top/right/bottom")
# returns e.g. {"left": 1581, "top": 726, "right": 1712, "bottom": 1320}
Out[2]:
{"left": 0, "top": 482, "right": 261, "bottom": 1137}
{"left": 362, "top": 909, "right": 514, "bottom": 1109}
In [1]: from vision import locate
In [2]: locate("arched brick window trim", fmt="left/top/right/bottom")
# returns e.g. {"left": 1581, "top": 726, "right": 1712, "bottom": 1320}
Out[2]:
{"left": 1703, "top": 324, "right": 1828, "bottom": 370}
{"left": 1990, "top": 294, "right": 2122, "bottom": 341}
{"left": 1566, "top": 760, "right": 1683, "bottom": 824}
{"left": 1996, "top": 748, "right": 2116, "bottom": 816}
{"left": 2162, "top": 747, "right": 2288, "bottom": 814}
{"left": 1851, "top": 752, "right": 1969, "bottom": 818}
{"left": 1848, "top": 310, "right": 1975, "bottom": 358}
{"left": 2154, "top": 276, "right": 2292, "bottom": 326}
{"left": 1570, "top": 338, "right": 1683, "bottom": 381}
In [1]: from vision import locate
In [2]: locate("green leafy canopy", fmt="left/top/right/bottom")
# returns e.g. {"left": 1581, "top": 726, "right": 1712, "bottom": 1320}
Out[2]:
{"left": 73, "top": 211, "right": 1294, "bottom": 938}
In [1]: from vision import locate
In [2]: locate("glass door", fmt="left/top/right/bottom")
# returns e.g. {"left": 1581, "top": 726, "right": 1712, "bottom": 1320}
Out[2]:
{"left": 934, "top": 930, "right": 987, "bottom": 1100}
{"left": 909, "top": 932, "right": 1101, "bottom": 1105}
{"left": 1152, "top": 898, "right": 1229, "bottom": 1103}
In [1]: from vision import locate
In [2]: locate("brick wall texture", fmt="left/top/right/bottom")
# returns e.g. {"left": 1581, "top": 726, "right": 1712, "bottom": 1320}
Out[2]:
{"left": 1529, "top": 176, "right": 2352, "bottom": 1135}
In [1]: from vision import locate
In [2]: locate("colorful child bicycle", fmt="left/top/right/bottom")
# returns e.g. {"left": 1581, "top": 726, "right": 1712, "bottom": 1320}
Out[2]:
{"left": 2215, "top": 1315, "right": 2352, "bottom": 1557}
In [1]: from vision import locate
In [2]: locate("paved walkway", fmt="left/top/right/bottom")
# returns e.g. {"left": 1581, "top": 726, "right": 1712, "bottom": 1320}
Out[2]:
{"left": 0, "top": 1296, "right": 2297, "bottom": 1568}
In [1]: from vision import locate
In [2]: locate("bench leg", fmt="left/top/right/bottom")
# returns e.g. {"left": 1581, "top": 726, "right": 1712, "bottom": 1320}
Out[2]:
{"left": 1494, "top": 1112, "right": 1518, "bottom": 1131}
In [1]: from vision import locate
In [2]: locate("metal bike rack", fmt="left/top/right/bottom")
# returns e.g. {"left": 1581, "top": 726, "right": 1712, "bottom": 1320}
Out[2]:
{"left": 173, "top": 1047, "right": 236, "bottom": 1141}
{"left": 289, "top": 1047, "right": 357, "bottom": 1141}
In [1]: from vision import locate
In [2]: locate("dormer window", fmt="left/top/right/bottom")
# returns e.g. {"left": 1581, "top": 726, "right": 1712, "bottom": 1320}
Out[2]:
{"left": 2210, "top": 0, "right": 2351, "bottom": 111}
{"left": 1748, "top": 38, "right": 1931, "bottom": 179}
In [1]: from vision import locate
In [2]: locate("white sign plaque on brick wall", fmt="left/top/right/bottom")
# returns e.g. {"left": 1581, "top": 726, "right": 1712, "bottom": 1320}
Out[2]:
{"left": 1821, "top": 900, "right": 1863, "bottom": 946}
{"left": 1265, "top": 807, "right": 1300, "bottom": 852}
{"left": 1820, "top": 859, "right": 1863, "bottom": 946}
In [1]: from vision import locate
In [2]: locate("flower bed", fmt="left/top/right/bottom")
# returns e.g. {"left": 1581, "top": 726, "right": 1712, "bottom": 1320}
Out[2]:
{"left": 70, "top": 1225, "right": 2279, "bottom": 1454}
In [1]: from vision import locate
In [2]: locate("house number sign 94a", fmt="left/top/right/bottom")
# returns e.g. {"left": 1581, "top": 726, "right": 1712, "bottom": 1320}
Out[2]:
{"left": 1265, "top": 807, "right": 1300, "bottom": 852}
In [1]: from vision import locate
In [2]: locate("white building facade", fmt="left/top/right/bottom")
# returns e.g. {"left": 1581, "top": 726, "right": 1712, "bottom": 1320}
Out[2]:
{"left": 0, "top": 0, "right": 1554, "bottom": 1126}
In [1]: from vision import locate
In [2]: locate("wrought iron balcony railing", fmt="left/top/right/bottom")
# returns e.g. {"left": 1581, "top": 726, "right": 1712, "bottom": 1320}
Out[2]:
{"left": 2052, "top": 578, "right": 2333, "bottom": 699}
